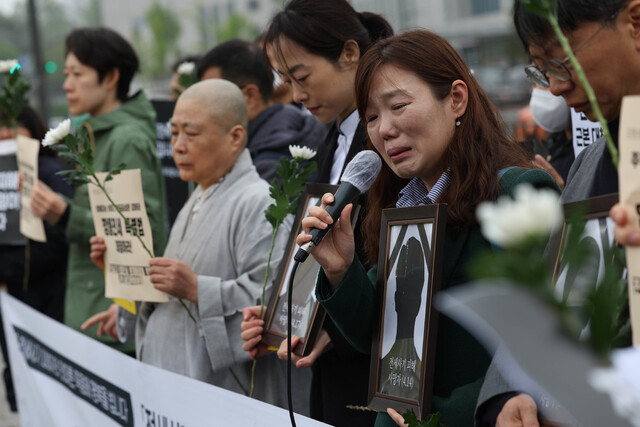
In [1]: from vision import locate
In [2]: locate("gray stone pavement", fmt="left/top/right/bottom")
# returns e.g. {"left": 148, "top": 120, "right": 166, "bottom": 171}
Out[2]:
{"left": 0, "top": 352, "right": 20, "bottom": 427}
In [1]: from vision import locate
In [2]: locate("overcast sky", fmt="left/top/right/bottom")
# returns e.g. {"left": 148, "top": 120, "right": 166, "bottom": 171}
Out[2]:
{"left": 0, "top": 0, "right": 75, "bottom": 16}
{"left": 0, "top": 0, "right": 17, "bottom": 15}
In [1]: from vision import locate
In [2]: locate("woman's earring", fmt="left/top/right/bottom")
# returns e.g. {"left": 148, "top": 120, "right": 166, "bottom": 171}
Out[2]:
{"left": 455, "top": 119, "right": 461, "bottom": 127}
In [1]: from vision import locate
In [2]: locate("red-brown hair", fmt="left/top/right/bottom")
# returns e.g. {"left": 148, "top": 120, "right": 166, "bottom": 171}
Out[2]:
{"left": 355, "top": 30, "right": 533, "bottom": 264}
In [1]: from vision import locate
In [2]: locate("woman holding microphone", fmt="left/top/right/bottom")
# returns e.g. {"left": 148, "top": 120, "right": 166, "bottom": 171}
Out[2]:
{"left": 297, "top": 30, "right": 559, "bottom": 426}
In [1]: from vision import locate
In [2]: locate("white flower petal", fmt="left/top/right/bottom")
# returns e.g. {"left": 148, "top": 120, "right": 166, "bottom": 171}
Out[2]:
{"left": 177, "top": 61, "right": 195, "bottom": 75}
{"left": 288, "top": 145, "right": 316, "bottom": 160}
{"left": 476, "top": 184, "right": 562, "bottom": 247}
{"left": 42, "top": 119, "right": 71, "bottom": 147}
{"left": 0, "top": 59, "right": 18, "bottom": 73}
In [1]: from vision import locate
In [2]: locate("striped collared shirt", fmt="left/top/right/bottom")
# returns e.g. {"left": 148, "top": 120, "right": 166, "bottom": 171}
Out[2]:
{"left": 395, "top": 169, "right": 451, "bottom": 208}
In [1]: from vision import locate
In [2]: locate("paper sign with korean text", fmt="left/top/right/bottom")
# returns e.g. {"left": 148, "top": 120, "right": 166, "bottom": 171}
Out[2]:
{"left": 619, "top": 96, "right": 640, "bottom": 345}
{"left": 571, "top": 109, "right": 603, "bottom": 159}
{"left": 88, "top": 168, "right": 168, "bottom": 303}
{"left": 16, "top": 135, "right": 46, "bottom": 242}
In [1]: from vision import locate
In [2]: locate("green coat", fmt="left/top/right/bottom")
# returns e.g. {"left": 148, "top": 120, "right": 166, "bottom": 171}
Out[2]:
{"left": 316, "top": 167, "right": 558, "bottom": 427}
{"left": 64, "top": 91, "right": 167, "bottom": 353}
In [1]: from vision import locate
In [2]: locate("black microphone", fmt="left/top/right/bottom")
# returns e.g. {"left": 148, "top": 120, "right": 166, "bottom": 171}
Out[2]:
{"left": 294, "top": 150, "right": 382, "bottom": 263}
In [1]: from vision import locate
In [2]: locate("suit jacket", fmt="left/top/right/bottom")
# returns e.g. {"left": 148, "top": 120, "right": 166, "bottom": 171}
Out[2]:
{"left": 315, "top": 121, "right": 368, "bottom": 184}
{"left": 311, "top": 121, "right": 378, "bottom": 426}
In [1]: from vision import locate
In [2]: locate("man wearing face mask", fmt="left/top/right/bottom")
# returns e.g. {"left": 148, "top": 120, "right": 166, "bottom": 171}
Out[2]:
{"left": 529, "top": 86, "right": 575, "bottom": 186}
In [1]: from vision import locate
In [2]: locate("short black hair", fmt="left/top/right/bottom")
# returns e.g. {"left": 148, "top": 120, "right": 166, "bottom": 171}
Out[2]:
{"left": 196, "top": 39, "right": 273, "bottom": 103}
{"left": 262, "top": 0, "right": 392, "bottom": 68}
{"left": 65, "top": 27, "right": 139, "bottom": 101}
{"left": 514, "top": 0, "right": 629, "bottom": 51}
{"left": 17, "top": 106, "right": 47, "bottom": 141}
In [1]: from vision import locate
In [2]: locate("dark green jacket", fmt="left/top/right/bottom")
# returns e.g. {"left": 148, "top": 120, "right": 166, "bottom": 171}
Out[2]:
{"left": 316, "top": 167, "right": 559, "bottom": 427}
{"left": 64, "top": 91, "right": 167, "bottom": 352}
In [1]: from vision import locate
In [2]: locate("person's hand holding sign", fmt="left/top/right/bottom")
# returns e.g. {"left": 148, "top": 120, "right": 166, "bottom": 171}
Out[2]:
{"left": 30, "top": 180, "right": 68, "bottom": 223}
{"left": 148, "top": 258, "right": 199, "bottom": 303}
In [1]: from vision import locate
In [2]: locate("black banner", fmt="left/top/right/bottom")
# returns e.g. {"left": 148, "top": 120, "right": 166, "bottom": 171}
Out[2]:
{"left": 0, "top": 152, "right": 24, "bottom": 245}
{"left": 13, "top": 326, "right": 134, "bottom": 427}
{"left": 151, "top": 100, "right": 191, "bottom": 230}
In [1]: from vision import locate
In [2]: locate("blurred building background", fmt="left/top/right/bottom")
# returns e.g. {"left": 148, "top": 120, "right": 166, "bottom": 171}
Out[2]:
{"left": 0, "top": 0, "right": 531, "bottom": 128}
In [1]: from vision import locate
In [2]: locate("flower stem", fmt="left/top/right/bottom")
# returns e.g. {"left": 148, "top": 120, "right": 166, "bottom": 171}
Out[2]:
{"left": 259, "top": 226, "right": 280, "bottom": 319}
{"left": 249, "top": 223, "right": 280, "bottom": 398}
{"left": 547, "top": 14, "right": 618, "bottom": 168}
{"left": 91, "top": 173, "right": 197, "bottom": 323}
{"left": 229, "top": 367, "right": 249, "bottom": 396}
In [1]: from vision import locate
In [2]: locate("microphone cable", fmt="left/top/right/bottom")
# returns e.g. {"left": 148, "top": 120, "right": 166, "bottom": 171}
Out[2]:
{"left": 287, "top": 260, "right": 300, "bottom": 427}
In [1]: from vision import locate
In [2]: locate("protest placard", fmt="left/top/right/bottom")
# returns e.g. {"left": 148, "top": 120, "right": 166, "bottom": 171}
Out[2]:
{"left": 88, "top": 169, "right": 168, "bottom": 303}
{"left": 619, "top": 96, "right": 640, "bottom": 345}
{"left": 2, "top": 292, "right": 326, "bottom": 427}
{"left": 16, "top": 135, "right": 45, "bottom": 242}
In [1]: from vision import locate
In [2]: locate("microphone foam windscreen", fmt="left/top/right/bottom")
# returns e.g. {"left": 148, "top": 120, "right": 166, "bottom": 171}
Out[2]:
{"left": 341, "top": 150, "right": 382, "bottom": 194}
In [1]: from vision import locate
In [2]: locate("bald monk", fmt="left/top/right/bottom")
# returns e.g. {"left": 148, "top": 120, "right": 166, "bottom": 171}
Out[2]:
{"left": 84, "top": 79, "right": 299, "bottom": 406}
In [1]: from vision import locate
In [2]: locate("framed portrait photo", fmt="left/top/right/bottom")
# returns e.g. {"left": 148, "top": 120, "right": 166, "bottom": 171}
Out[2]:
{"left": 262, "top": 183, "right": 361, "bottom": 356}
{"left": 368, "top": 204, "right": 447, "bottom": 419}
{"left": 548, "top": 193, "right": 620, "bottom": 306}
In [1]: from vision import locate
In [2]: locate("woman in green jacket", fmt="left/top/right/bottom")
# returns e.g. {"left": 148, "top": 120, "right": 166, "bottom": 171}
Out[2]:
{"left": 297, "top": 30, "right": 558, "bottom": 426}
{"left": 30, "top": 28, "right": 166, "bottom": 354}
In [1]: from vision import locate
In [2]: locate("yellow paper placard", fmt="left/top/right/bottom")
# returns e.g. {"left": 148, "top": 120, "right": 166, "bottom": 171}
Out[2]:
{"left": 112, "top": 298, "right": 136, "bottom": 315}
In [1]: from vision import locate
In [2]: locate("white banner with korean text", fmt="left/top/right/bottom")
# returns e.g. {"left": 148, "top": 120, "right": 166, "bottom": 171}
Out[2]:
{"left": 571, "top": 109, "right": 603, "bottom": 159}
{"left": 1, "top": 292, "right": 327, "bottom": 427}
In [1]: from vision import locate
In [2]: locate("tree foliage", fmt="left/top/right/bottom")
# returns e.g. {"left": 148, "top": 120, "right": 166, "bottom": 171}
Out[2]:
{"left": 216, "top": 13, "right": 258, "bottom": 43}
{"left": 146, "top": 2, "right": 181, "bottom": 77}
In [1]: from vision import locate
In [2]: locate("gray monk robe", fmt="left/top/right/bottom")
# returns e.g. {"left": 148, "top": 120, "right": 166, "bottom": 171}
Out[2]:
{"left": 118, "top": 150, "right": 309, "bottom": 409}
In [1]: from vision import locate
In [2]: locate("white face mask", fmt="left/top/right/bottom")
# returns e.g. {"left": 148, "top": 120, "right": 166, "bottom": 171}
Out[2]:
{"left": 529, "top": 88, "right": 571, "bottom": 133}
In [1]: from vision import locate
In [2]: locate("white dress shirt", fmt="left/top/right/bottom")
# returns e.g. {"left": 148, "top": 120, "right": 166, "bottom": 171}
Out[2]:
{"left": 329, "top": 109, "right": 359, "bottom": 185}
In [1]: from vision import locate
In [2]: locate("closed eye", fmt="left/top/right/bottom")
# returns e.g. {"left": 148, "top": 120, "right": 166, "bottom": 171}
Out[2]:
{"left": 392, "top": 104, "right": 407, "bottom": 111}
{"left": 366, "top": 114, "right": 378, "bottom": 123}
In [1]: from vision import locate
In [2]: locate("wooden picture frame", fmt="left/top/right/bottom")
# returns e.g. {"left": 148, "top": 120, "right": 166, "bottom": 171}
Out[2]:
{"left": 368, "top": 204, "right": 447, "bottom": 419}
{"left": 548, "top": 193, "right": 619, "bottom": 304}
{"left": 262, "top": 183, "right": 361, "bottom": 356}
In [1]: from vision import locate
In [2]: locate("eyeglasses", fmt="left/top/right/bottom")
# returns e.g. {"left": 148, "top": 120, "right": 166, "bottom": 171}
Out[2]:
{"left": 524, "top": 6, "right": 625, "bottom": 88}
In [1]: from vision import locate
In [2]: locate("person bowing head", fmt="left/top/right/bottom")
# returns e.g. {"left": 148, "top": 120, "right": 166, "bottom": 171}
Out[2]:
{"left": 241, "top": 1, "right": 392, "bottom": 426}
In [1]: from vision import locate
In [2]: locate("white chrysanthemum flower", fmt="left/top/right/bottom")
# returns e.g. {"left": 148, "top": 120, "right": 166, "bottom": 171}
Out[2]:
{"left": 0, "top": 59, "right": 19, "bottom": 73}
{"left": 177, "top": 61, "right": 195, "bottom": 75}
{"left": 476, "top": 184, "right": 562, "bottom": 247}
{"left": 42, "top": 119, "right": 71, "bottom": 147}
{"left": 289, "top": 145, "right": 316, "bottom": 161}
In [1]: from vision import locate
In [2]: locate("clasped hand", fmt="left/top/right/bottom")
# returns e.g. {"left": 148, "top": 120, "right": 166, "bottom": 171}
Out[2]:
{"left": 83, "top": 236, "right": 199, "bottom": 339}
{"left": 30, "top": 179, "right": 67, "bottom": 223}
{"left": 89, "top": 236, "right": 198, "bottom": 303}
{"left": 240, "top": 305, "right": 332, "bottom": 368}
